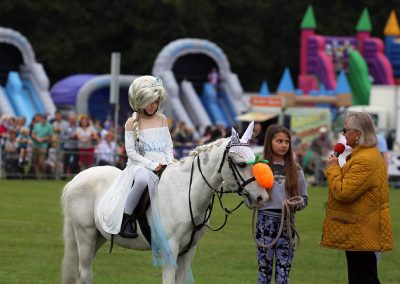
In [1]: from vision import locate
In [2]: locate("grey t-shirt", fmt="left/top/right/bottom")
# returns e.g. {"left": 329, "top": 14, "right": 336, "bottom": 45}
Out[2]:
{"left": 259, "top": 168, "right": 308, "bottom": 211}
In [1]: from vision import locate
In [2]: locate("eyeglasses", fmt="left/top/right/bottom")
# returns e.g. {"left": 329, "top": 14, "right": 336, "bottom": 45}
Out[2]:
{"left": 342, "top": 128, "right": 357, "bottom": 134}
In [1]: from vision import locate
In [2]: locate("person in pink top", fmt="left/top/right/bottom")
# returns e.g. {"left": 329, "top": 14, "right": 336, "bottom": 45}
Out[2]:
{"left": 76, "top": 115, "right": 99, "bottom": 170}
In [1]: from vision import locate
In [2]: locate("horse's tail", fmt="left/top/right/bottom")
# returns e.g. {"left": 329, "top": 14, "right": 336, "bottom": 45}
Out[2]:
{"left": 61, "top": 182, "right": 79, "bottom": 284}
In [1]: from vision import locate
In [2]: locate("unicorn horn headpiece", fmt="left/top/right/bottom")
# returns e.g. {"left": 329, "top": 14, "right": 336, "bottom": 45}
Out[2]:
{"left": 229, "top": 121, "right": 255, "bottom": 159}
{"left": 240, "top": 121, "right": 254, "bottom": 143}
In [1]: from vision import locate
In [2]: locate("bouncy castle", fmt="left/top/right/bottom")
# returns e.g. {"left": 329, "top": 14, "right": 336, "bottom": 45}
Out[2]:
{"left": 298, "top": 6, "right": 400, "bottom": 105}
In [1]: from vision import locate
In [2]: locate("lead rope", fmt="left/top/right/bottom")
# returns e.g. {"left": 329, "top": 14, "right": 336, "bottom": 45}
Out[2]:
{"left": 252, "top": 196, "right": 304, "bottom": 250}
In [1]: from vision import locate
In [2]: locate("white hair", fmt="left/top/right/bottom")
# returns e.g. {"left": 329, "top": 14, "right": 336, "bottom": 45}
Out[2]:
{"left": 128, "top": 75, "right": 167, "bottom": 139}
{"left": 128, "top": 75, "right": 167, "bottom": 112}
{"left": 346, "top": 111, "right": 377, "bottom": 147}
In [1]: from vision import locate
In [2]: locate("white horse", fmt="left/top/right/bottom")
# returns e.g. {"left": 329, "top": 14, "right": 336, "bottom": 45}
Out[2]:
{"left": 61, "top": 125, "right": 269, "bottom": 284}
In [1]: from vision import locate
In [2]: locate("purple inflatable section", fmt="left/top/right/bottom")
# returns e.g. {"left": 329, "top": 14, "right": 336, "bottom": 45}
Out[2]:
{"left": 323, "top": 36, "right": 357, "bottom": 72}
{"left": 307, "top": 35, "right": 336, "bottom": 90}
{"left": 364, "top": 38, "right": 395, "bottom": 85}
{"left": 51, "top": 74, "right": 97, "bottom": 105}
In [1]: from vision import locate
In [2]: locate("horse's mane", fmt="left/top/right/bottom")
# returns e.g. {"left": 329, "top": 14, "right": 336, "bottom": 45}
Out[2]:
{"left": 176, "top": 138, "right": 229, "bottom": 165}
{"left": 189, "top": 138, "right": 228, "bottom": 156}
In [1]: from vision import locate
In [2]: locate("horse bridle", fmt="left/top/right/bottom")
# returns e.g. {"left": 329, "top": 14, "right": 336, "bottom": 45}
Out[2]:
{"left": 179, "top": 140, "right": 258, "bottom": 256}
{"left": 217, "top": 141, "right": 257, "bottom": 195}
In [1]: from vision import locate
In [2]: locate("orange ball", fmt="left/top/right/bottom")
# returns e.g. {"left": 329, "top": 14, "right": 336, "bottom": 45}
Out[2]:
{"left": 252, "top": 163, "right": 274, "bottom": 190}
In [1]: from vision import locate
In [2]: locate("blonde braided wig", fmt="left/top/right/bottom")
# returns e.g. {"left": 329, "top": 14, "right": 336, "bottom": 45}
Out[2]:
{"left": 128, "top": 75, "right": 167, "bottom": 139}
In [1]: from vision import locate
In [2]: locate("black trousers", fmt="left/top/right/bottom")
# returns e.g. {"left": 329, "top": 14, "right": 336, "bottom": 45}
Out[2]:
{"left": 345, "top": 251, "right": 380, "bottom": 284}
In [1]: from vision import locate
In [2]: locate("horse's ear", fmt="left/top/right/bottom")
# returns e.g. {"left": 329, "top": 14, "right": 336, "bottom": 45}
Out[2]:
{"left": 240, "top": 121, "right": 255, "bottom": 143}
{"left": 231, "top": 127, "right": 240, "bottom": 144}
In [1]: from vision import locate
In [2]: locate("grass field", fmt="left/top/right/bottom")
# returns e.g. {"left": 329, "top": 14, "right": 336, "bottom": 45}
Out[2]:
{"left": 0, "top": 180, "right": 399, "bottom": 284}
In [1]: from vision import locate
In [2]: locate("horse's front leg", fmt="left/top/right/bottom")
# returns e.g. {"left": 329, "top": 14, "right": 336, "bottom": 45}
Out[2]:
{"left": 161, "top": 240, "right": 180, "bottom": 284}
{"left": 175, "top": 245, "right": 196, "bottom": 284}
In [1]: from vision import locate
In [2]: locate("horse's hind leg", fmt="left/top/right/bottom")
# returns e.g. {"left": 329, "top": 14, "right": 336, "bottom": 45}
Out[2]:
{"left": 175, "top": 246, "right": 196, "bottom": 284}
{"left": 62, "top": 216, "right": 79, "bottom": 284}
{"left": 74, "top": 224, "right": 98, "bottom": 284}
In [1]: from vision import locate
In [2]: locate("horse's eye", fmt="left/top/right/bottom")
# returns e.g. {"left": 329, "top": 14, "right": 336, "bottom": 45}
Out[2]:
{"left": 237, "top": 162, "right": 247, "bottom": 168}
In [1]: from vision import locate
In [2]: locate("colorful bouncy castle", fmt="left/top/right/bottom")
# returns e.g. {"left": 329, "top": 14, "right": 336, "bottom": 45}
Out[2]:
{"left": 299, "top": 6, "right": 400, "bottom": 105}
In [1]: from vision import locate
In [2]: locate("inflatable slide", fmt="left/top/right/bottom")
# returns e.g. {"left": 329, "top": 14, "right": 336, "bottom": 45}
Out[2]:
{"left": 0, "top": 27, "right": 55, "bottom": 122}
{"left": 152, "top": 38, "right": 247, "bottom": 128}
{"left": 180, "top": 80, "right": 212, "bottom": 128}
{"left": 1, "top": 72, "right": 43, "bottom": 123}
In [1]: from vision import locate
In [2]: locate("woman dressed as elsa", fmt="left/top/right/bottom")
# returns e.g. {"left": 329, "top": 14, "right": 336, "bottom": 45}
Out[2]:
{"left": 97, "top": 75, "right": 175, "bottom": 264}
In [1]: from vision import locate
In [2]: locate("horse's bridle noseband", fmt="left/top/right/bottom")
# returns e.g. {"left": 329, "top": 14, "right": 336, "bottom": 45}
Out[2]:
{"left": 217, "top": 141, "right": 256, "bottom": 195}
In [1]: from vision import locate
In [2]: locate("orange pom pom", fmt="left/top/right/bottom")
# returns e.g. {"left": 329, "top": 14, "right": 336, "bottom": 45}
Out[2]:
{"left": 252, "top": 163, "right": 274, "bottom": 190}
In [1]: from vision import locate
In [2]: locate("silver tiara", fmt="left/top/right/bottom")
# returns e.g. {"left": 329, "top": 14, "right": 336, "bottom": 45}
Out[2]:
{"left": 151, "top": 76, "right": 163, "bottom": 87}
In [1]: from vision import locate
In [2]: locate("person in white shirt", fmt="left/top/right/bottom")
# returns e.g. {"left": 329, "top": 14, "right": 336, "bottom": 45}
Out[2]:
{"left": 95, "top": 132, "right": 116, "bottom": 166}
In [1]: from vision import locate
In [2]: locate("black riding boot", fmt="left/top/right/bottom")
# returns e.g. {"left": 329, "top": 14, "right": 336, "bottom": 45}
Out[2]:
{"left": 119, "top": 213, "right": 138, "bottom": 238}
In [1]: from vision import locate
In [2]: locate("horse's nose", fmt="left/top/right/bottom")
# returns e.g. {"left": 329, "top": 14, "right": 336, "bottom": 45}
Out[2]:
{"left": 256, "top": 194, "right": 267, "bottom": 207}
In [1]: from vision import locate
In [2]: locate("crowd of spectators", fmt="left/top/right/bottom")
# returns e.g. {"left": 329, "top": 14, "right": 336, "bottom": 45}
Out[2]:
{"left": 1, "top": 112, "right": 389, "bottom": 183}
{"left": 1, "top": 112, "right": 119, "bottom": 179}
{"left": 0, "top": 112, "right": 234, "bottom": 179}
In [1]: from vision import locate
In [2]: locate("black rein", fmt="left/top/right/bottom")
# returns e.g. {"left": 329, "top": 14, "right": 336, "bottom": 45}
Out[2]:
{"left": 179, "top": 142, "right": 256, "bottom": 256}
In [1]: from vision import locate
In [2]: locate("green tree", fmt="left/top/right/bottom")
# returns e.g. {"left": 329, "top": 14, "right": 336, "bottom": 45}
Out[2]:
{"left": 0, "top": 0, "right": 399, "bottom": 91}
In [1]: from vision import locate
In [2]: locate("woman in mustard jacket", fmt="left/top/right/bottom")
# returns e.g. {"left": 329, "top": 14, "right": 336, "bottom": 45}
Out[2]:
{"left": 321, "top": 111, "right": 393, "bottom": 284}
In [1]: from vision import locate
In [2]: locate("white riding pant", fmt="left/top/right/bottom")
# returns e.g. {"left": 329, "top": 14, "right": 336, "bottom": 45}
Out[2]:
{"left": 124, "top": 167, "right": 154, "bottom": 215}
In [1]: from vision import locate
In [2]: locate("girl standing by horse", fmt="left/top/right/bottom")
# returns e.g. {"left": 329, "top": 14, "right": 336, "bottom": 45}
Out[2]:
{"left": 97, "top": 75, "right": 174, "bottom": 239}
{"left": 256, "top": 125, "right": 308, "bottom": 284}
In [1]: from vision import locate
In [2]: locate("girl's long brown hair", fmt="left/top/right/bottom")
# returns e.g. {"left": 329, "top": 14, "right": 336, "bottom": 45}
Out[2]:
{"left": 262, "top": 125, "right": 300, "bottom": 198}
